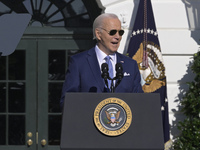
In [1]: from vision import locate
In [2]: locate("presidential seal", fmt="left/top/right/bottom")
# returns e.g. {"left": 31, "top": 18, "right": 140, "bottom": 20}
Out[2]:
{"left": 94, "top": 97, "right": 132, "bottom": 136}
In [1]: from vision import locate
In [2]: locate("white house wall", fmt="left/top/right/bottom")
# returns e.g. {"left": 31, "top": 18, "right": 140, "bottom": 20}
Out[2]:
{"left": 98, "top": 0, "right": 200, "bottom": 140}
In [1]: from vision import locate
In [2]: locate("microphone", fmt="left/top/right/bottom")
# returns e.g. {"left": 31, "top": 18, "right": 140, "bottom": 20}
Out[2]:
{"left": 101, "top": 63, "right": 109, "bottom": 88}
{"left": 115, "top": 63, "right": 123, "bottom": 87}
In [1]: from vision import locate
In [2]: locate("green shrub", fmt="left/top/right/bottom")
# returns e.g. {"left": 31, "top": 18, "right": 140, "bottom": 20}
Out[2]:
{"left": 173, "top": 51, "right": 200, "bottom": 150}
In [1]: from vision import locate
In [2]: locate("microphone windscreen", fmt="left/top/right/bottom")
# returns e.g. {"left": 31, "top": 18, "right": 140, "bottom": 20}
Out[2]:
{"left": 116, "top": 63, "right": 123, "bottom": 72}
{"left": 101, "top": 63, "right": 108, "bottom": 72}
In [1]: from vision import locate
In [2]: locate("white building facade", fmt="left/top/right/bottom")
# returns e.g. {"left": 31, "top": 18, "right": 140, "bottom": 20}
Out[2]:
{"left": 97, "top": 0, "right": 200, "bottom": 140}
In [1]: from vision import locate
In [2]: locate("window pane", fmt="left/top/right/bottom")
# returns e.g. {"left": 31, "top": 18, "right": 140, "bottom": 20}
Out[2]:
{"left": 9, "top": 51, "right": 25, "bottom": 80}
{"left": 49, "top": 83, "right": 63, "bottom": 112}
{"left": 0, "top": 56, "right": 6, "bottom": 80}
{"left": 9, "top": 115, "right": 25, "bottom": 145}
{"left": 0, "top": 83, "right": 6, "bottom": 112}
{"left": 49, "top": 50, "right": 65, "bottom": 80}
{"left": 48, "top": 115, "right": 61, "bottom": 145}
{"left": 8, "top": 83, "right": 25, "bottom": 112}
{"left": 0, "top": 115, "right": 6, "bottom": 145}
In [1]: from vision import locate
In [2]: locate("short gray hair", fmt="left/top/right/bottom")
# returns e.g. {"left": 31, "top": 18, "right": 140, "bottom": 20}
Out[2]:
{"left": 93, "top": 13, "right": 119, "bottom": 40}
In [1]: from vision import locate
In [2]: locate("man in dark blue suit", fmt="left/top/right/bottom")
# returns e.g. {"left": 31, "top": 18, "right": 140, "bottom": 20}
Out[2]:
{"left": 60, "top": 13, "right": 143, "bottom": 107}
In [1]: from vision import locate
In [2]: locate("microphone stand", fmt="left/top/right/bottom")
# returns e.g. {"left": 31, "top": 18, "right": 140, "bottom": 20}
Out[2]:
{"left": 101, "top": 62, "right": 123, "bottom": 93}
{"left": 110, "top": 77, "right": 121, "bottom": 93}
{"left": 109, "top": 75, "right": 123, "bottom": 93}
{"left": 110, "top": 78, "right": 115, "bottom": 93}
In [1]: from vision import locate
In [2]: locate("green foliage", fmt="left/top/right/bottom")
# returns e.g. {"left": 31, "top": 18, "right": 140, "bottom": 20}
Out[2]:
{"left": 173, "top": 51, "right": 200, "bottom": 150}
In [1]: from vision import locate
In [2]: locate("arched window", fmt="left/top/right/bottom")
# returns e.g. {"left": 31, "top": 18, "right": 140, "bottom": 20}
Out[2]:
{"left": 0, "top": 0, "right": 102, "bottom": 27}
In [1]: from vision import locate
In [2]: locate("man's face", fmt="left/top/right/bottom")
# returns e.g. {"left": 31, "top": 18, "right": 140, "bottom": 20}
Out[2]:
{"left": 96, "top": 18, "right": 123, "bottom": 55}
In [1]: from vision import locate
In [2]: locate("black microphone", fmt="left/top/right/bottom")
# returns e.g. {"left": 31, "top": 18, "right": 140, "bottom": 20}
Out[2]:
{"left": 115, "top": 63, "right": 123, "bottom": 87}
{"left": 101, "top": 63, "right": 109, "bottom": 88}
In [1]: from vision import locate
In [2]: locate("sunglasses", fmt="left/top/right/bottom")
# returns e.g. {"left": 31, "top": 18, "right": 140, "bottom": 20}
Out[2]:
{"left": 100, "top": 27, "right": 124, "bottom": 36}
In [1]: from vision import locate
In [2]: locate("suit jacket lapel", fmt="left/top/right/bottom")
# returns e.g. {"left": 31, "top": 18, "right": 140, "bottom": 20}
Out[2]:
{"left": 87, "top": 48, "right": 105, "bottom": 92}
{"left": 116, "top": 52, "right": 124, "bottom": 64}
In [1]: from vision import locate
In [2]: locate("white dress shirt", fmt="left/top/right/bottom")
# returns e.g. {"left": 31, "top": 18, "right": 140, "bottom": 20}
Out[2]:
{"left": 95, "top": 45, "right": 116, "bottom": 85}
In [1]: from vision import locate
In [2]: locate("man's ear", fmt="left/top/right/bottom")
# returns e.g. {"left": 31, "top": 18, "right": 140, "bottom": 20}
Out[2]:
{"left": 95, "top": 28, "right": 101, "bottom": 41}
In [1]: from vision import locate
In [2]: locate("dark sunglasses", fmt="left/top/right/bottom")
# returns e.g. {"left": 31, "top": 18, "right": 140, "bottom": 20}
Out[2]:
{"left": 100, "top": 27, "right": 124, "bottom": 36}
